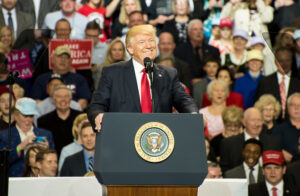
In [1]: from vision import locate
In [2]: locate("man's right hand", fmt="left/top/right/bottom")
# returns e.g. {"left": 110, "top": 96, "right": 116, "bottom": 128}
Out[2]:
{"left": 17, "top": 134, "right": 36, "bottom": 151}
{"left": 95, "top": 113, "right": 104, "bottom": 132}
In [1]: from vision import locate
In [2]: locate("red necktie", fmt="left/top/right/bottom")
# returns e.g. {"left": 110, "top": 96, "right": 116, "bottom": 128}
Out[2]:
{"left": 141, "top": 68, "right": 152, "bottom": 113}
{"left": 279, "top": 75, "right": 286, "bottom": 118}
{"left": 272, "top": 187, "right": 277, "bottom": 196}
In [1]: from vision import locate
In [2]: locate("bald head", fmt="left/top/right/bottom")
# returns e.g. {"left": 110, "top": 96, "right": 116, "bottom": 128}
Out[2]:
{"left": 242, "top": 107, "right": 263, "bottom": 138}
{"left": 158, "top": 32, "right": 176, "bottom": 55}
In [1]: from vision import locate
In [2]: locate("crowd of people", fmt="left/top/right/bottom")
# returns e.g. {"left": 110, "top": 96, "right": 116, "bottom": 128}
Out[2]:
{"left": 0, "top": 0, "right": 300, "bottom": 194}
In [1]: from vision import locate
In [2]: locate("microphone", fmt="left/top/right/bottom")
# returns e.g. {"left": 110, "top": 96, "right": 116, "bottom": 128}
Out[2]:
{"left": 143, "top": 57, "right": 153, "bottom": 74}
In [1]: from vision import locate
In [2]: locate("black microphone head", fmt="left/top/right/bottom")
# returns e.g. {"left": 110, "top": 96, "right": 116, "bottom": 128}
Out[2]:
{"left": 144, "top": 57, "right": 151, "bottom": 65}
{"left": 13, "top": 71, "right": 19, "bottom": 78}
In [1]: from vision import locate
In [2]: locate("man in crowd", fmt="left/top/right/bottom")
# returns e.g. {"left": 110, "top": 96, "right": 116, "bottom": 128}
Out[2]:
{"left": 60, "top": 121, "right": 96, "bottom": 176}
{"left": 273, "top": 93, "right": 300, "bottom": 163}
{"left": 0, "top": 86, "right": 15, "bottom": 130}
{"left": 206, "top": 161, "right": 222, "bottom": 179}
{"left": 87, "top": 24, "right": 198, "bottom": 131}
{"left": 42, "top": 0, "right": 88, "bottom": 39}
{"left": 31, "top": 45, "right": 91, "bottom": 110}
{"left": 38, "top": 85, "right": 82, "bottom": 156}
{"left": 249, "top": 150, "right": 300, "bottom": 196}
{"left": 174, "top": 19, "right": 220, "bottom": 85}
{"left": 36, "top": 149, "right": 58, "bottom": 177}
{"left": 220, "top": 107, "right": 281, "bottom": 173}
{"left": 224, "top": 139, "right": 264, "bottom": 185}
{"left": 0, "top": 97, "right": 54, "bottom": 177}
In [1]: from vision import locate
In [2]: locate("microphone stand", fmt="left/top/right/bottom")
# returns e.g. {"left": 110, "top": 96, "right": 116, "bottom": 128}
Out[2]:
{"left": 0, "top": 72, "right": 18, "bottom": 196}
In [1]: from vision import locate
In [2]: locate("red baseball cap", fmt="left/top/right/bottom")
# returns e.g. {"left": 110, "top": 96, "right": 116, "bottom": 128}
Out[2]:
{"left": 0, "top": 86, "right": 15, "bottom": 99}
{"left": 263, "top": 150, "right": 285, "bottom": 166}
{"left": 219, "top": 18, "right": 233, "bottom": 29}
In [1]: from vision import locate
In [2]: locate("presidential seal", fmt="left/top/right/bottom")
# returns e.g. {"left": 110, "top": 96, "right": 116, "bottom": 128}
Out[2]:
{"left": 134, "top": 122, "right": 175, "bottom": 163}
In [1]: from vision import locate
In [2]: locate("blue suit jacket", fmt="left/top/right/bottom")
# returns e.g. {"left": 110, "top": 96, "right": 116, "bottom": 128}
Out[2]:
{"left": 87, "top": 59, "right": 198, "bottom": 127}
{"left": 0, "top": 126, "right": 54, "bottom": 177}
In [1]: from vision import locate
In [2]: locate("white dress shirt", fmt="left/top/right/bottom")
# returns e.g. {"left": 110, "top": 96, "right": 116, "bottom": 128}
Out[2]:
{"left": 266, "top": 180, "right": 284, "bottom": 196}
{"left": 2, "top": 7, "right": 17, "bottom": 38}
{"left": 243, "top": 162, "right": 259, "bottom": 184}
{"left": 132, "top": 58, "right": 152, "bottom": 102}
{"left": 33, "top": 0, "right": 41, "bottom": 29}
{"left": 276, "top": 71, "right": 291, "bottom": 95}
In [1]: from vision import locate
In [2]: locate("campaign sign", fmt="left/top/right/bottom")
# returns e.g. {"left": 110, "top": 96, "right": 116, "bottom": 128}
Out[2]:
{"left": 49, "top": 39, "right": 93, "bottom": 70}
{"left": 7, "top": 49, "right": 32, "bottom": 79}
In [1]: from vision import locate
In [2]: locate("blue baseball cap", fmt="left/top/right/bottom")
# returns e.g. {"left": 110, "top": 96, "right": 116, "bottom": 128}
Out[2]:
{"left": 15, "top": 97, "right": 38, "bottom": 115}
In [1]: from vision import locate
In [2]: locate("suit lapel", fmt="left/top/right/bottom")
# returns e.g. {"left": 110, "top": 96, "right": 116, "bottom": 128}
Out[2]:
{"left": 258, "top": 166, "right": 264, "bottom": 182}
{"left": 152, "top": 65, "right": 166, "bottom": 112}
{"left": 0, "top": 8, "right": 5, "bottom": 27}
{"left": 125, "top": 60, "right": 141, "bottom": 112}
{"left": 271, "top": 73, "right": 281, "bottom": 101}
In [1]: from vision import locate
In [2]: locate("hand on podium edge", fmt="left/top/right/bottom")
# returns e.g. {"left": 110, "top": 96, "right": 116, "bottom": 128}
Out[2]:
{"left": 95, "top": 113, "right": 104, "bottom": 132}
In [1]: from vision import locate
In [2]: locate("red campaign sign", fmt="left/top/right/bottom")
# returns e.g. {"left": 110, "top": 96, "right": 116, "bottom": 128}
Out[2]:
{"left": 6, "top": 49, "right": 32, "bottom": 79}
{"left": 49, "top": 39, "right": 93, "bottom": 70}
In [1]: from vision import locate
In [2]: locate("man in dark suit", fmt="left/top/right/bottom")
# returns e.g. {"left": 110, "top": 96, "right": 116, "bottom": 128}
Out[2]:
{"left": 249, "top": 150, "right": 300, "bottom": 196}
{"left": 60, "top": 122, "right": 96, "bottom": 176}
{"left": 0, "top": 97, "right": 54, "bottom": 177}
{"left": 220, "top": 107, "right": 282, "bottom": 173}
{"left": 16, "top": 0, "right": 59, "bottom": 29}
{"left": 0, "top": 0, "right": 34, "bottom": 39}
{"left": 224, "top": 139, "right": 264, "bottom": 185}
{"left": 87, "top": 24, "right": 198, "bottom": 131}
{"left": 286, "top": 160, "right": 300, "bottom": 187}
{"left": 173, "top": 19, "right": 220, "bottom": 85}
{"left": 255, "top": 47, "right": 300, "bottom": 121}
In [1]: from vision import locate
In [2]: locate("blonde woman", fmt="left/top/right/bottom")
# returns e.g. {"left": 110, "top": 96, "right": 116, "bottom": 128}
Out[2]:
{"left": 254, "top": 94, "right": 281, "bottom": 134}
{"left": 58, "top": 113, "right": 88, "bottom": 172}
{"left": 200, "top": 79, "right": 229, "bottom": 140}
{"left": 0, "top": 26, "right": 14, "bottom": 53}
{"left": 102, "top": 38, "right": 127, "bottom": 66}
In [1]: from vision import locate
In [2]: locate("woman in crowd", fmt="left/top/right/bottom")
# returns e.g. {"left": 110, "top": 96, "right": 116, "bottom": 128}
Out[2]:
{"left": 162, "top": 0, "right": 190, "bottom": 45}
{"left": 254, "top": 94, "right": 281, "bottom": 134}
{"left": 58, "top": 113, "right": 88, "bottom": 172}
{"left": 273, "top": 27, "right": 297, "bottom": 51}
{"left": 0, "top": 26, "right": 14, "bottom": 53}
{"left": 210, "top": 106, "right": 243, "bottom": 161}
{"left": 23, "top": 145, "right": 42, "bottom": 177}
{"left": 202, "top": 66, "right": 244, "bottom": 109}
{"left": 101, "top": 38, "right": 127, "bottom": 66}
{"left": 200, "top": 79, "right": 229, "bottom": 140}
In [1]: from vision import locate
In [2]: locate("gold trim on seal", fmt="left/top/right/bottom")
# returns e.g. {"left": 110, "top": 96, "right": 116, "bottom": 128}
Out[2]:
{"left": 134, "top": 122, "right": 175, "bottom": 163}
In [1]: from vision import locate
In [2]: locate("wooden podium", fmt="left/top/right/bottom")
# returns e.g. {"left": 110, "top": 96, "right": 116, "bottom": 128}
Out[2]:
{"left": 94, "top": 113, "right": 207, "bottom": 196}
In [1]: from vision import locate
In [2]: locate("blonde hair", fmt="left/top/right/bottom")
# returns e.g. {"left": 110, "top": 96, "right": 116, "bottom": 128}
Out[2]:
{"left": 287, "top": 92, "right": 300, "bottom": 105}
{"left": 254, "top": 94, "right": 281, "bottom": 119}
{"left": 125, "top": 24, "right": 156, "bottom": 48}
{"left": 172, "top": 0, "right": 190, "bottom": 15}
{"left": 206, "top": 79, "right": 229, "bottom": 101}
{"left": 188, "top": 19, "right": 202, "bottom": 32}
{"left": 222, "top": 106, "right": 243, "bottom": 126}
{"left": 0, "top": 41, "right": 9, "bottom": 54}
{"left": 72, "top": 113, "right": 88, "bottom": 139}
{"left": 118, "top": 0, "right": 142, "bottom": 25}
{"left": 0, "top": 26, "right": 14, "bottom": 51}
{"left": 102, "top": 37, "right": 127, "bottom": 66}
{"left": 52, "top": 84, "right": 72, "bottom": 98}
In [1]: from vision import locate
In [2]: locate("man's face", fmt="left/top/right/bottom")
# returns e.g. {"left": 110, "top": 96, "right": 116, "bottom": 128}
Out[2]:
{"left": 38, "top": 153, "right": 58, "bottom": 177}
{"left": 80, "top": 126, "right": 96, "bottom": 151}
{"left": 53, "top": 54, "right": 71, "bottom": 74}
{"left": 233, "top": 37, "right": 247, "bottom": 50}
{"left": 206, "top": 167, "right": 222, "bottom": 178}
{"left": 275, "top": 50, "right": 292, "bottom": 74}
{"left": 55, "top": 21, "right": 71, "bottom": 39}
{"left": 263, "top": 164, "right": 286, "bottom": 186}
{"left": 128, "top": 13, "right": 144, "bottom": 27}
{"left": 188, "top": 22, "right": 204, "bottom": 43}
{"left": 60, "top": 0, "right": 76, "bottom": 16}
{"left": 127, "top": 33, "right": 157, "bottom": 65}
{"left": 85, "top": 29, "right": 100, "bottom": 47}
{"left": 288, "top": 96, "right": 300, "bottom": 120}
{"left": 243, "top": 143, "right": 261, "bottom": 168}
{"left": 15, "top": 112, "right": 34, "bottom": 130}
{"left": 158, "top": 33, "right": 176, "bottom": 55}
{"left": 1, "top": 0, "right": 17, "bottom": 11}
{"left": 0, "top": 93, "right": 14, "bottom": 115}
{"left": 243, "top": 109, "right": 263, "bottom": 138}
{"left": 53, "top": 88, "right": 71, "bottom": 111}
{"left": 46, "top": 79, "right": 64, "bottom": 96}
